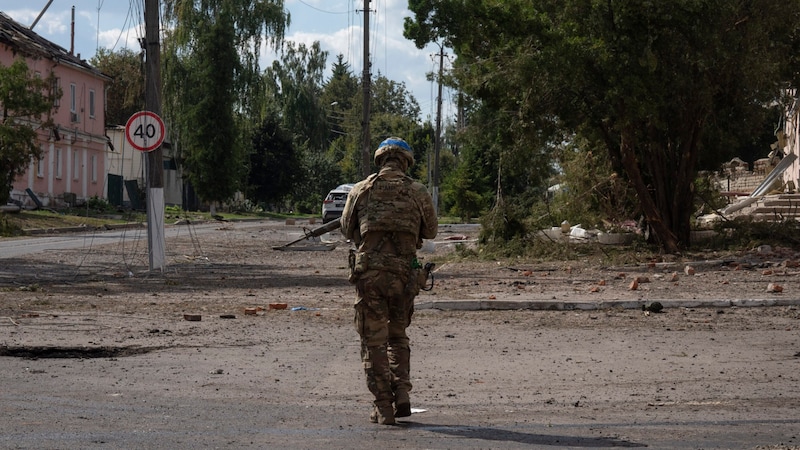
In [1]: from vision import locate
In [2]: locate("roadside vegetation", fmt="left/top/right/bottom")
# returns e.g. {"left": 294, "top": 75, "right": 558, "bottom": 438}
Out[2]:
{"left": 5, "top": 1, "right": 800, "bottom": 258}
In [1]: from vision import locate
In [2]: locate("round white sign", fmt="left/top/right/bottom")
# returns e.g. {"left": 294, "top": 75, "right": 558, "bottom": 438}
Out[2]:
{"left": 125, "top": 111, "right": 165, "bottom": 152}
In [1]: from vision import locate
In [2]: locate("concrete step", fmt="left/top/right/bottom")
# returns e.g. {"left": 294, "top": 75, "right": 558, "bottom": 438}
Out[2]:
{"left": 761, "top": 200, "right": 800, "bottom": 207}
{"left": 751, "top": 213, "right": 800, "bottom": 221}
{"left": 750, "top": 205, "right": 800, "bottom": 214}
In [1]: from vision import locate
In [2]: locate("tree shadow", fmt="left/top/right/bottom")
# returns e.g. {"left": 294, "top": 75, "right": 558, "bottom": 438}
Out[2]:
{"left": 403, "top": 422, "right": 645, "bottom": 447}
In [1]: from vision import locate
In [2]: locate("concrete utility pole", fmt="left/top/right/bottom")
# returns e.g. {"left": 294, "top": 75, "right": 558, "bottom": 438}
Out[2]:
{"left": 361, "top": 0, "right": 371, "bottom": 179}
{"left": 144, "top": 0, "right": 166, "bottom": 271}
{"left": 432, "top": 44, "right": 445, "bottom": 215}
{"left": 29, "top": 0, "right": 54, "bottom": 30}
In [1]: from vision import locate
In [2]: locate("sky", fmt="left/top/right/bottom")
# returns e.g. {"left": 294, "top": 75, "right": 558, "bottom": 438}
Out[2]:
{"left": 1, "top": 0, "right": 453, "bottom": 122}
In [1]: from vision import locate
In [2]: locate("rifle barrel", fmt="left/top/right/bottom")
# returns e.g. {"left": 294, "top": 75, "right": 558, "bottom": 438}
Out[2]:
{"left": 276, "top": 218, "right": 342, "bottom": 249}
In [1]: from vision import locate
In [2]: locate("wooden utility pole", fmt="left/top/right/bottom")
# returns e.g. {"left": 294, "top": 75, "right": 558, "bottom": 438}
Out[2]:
{"left": 361, "top": 0, "right": 371, "bottom": 178}
{"left": 144, "top": 0, "right": 166, "bottom": 271}
{"left": 432, "top": 44, "right": 445, "bottom": 215}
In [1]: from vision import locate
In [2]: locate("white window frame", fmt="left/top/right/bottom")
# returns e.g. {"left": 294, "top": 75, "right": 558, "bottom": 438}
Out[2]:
{"left": 70, "top": 83, "right": 76, "bottom": 114}
{"left": 55, "top": 148, "right": 62, "bottom": 179}
{"left": 73, "top": 150, "right": 80, "bottom": 180}
{"left": 91, "top": 155, "right": 97, "bottom": 183}
{"left": 36, "top": 146, "right": 44, "bottom": 178}
{"left": 52, "top": 77, "right": 60, "bottom": 107}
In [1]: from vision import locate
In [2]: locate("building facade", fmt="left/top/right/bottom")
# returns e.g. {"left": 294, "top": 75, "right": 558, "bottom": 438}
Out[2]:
{"left": 1, "top": 12, "right": 110, "bottom": 208}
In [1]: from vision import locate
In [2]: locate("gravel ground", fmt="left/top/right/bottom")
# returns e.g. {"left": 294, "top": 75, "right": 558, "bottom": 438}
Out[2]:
{"left": 0, "top": 219, "right": 799, "bottom": 449}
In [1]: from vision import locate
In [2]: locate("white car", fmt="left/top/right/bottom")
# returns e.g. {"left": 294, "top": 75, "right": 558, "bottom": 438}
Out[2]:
{"left": 321, "top": 184, "right": 354, "bottom": 223}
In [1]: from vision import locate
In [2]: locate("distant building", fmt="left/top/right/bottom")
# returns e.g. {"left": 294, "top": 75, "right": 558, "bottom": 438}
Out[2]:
{"left": 105, "top": 126, "right": 184, "bottom": 209}
{"left": 1, "top": 11, "right": 111, "bottom": 208}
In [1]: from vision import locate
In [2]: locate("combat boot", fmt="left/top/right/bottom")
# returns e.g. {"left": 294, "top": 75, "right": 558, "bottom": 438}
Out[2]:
{"left": 394, "top": 390, "right": 411, "bottom": 418}
{"left": 369, "top": 402, "right": 396, "bottom": 425}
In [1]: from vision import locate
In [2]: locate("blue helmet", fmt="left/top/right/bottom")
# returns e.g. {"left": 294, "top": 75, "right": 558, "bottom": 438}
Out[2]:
{"left": 375, "top": 137, "right": 414, "bottom": 166}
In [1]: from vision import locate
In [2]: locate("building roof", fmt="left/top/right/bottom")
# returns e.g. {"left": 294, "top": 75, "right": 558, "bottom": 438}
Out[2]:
{"left": 0, "top": 11, "right": 109, "bottom": 80}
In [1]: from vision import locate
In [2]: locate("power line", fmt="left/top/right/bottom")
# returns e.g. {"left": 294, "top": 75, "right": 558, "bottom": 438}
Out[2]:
{"left": 108, "top": 0, "right": 135, "bottom": 53}
{"left": 296, "top": 0, "right": 349, "bottom": 14}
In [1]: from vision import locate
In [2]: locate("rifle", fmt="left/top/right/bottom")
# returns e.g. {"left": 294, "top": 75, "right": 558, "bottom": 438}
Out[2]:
{"left": 421, "top": 262, "right": 436, "bottom": 291}
{"left": 410, "top": 258, "right": 436, "bottom": 292}
{"left": 273, "top": 218, "right": 341, "bottom": 250}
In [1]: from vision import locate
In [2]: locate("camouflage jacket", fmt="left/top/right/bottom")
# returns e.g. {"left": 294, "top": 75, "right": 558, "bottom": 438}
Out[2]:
{"left": 341, "top": 163, "right": 437, "bottom": 258}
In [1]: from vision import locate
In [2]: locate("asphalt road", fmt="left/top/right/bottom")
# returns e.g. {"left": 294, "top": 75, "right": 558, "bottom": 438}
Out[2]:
{"left": 0, "top": 220, "right": 274, "bottom": 259}
{"left": 1, "top": 308, "right": 798, "bottom": 449}
{"left": 1, "top": 220, "right": 798, "bottom": 449}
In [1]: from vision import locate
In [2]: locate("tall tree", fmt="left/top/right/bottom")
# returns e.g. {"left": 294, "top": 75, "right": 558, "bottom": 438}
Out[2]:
{"left": 406, "top": 0, "right": 800, "bottom": 252}
{"left": 321, "top": 56, "right": 359, "bottom": 140}
{"left": 263, "top": 41, "right": 329, "bottom": 152}
{"left": 321, "top": 56, "right": 360, "bottom": 181}
{"left": 0, "top": 58, "right": 58, "bottom": 204}
{"left": 262, "top": 40, "right": 334, "bottom": 212}
{"left": 162, "top": 0, "right": 288, "bottom": 206}
{"left": 247, "top": 116, "right": 300, "bottom": 208}
{"left": 90, "top": 48, "right": 144, "bottom": 126}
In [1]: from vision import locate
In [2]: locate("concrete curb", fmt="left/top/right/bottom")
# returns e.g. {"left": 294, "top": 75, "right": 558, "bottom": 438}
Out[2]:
{"left": 21, "top": 216, "right": 285, "bottom": 235}
{"left": 25, "top": 222, "right": 144, "bottom": 235}
{"left": 415, "top": 297, "right": 800, "bottom": 311}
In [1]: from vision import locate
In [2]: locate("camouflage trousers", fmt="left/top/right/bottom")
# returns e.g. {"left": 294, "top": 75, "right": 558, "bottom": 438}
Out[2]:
{"left": 354, "top": 269, "right": 415, "bottom": 407}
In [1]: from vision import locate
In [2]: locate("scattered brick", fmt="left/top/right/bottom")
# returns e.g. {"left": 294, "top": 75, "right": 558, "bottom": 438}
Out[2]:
{"left": 669, "top": 272, "right": 679, "bottom": 282}
{"left": 766, "top": 283, "right": 783, "bottom": 293}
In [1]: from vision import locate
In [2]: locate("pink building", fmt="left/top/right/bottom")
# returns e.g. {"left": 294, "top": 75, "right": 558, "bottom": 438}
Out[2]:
{"left": 1, "top": 12, "right": 110, "bottom": 208}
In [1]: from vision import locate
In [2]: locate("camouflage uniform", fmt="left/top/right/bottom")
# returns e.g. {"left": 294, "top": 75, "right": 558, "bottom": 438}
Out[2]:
{"left": 341, "top": 138, "right": 437, "bottom": 425}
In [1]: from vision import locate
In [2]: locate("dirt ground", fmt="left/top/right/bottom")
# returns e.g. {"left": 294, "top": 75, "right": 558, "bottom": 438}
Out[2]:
{"left": 1, "top": 219, "right": 799, "bottom": 448}
{"left": 3, "top": 218, "right": 800, "bottom": 314}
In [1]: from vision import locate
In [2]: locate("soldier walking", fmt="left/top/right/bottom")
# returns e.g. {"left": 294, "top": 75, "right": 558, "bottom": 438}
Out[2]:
{"left": 341, "top": 137, "right": 438, "bottom": 425}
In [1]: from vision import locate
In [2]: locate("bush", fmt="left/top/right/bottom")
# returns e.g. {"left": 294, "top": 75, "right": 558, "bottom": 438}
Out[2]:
{"left": 87, "top": 196, "right": 114, "bottom": 213}
{"left": 0, "top": 214, "right": 23, "bottom": 237}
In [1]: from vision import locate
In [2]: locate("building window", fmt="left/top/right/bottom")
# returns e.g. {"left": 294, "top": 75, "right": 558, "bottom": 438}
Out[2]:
{"left": 73, "top": 150, "right": 80, "bottom": 180}
{"left": 56, "top": 148, "right": 62, "bottom": 179}
{"left": 36, "top": 147, "right": 44, "bottom": 178}
{"left": 70, "top": 83, "right": 76, "bottom": 114}
{"left": 91, "top": 155, "right": 97, "bottom": 183}
{"left": 51, "top": 77, "right": 60, "bottom": 107}
{"left": 89, "top": 89, "right": 95, "bottom": 118}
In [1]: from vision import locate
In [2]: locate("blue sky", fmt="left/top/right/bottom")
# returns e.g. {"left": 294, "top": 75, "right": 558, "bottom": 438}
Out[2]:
{"left": 2, "top": 0, "right": 452, "bottom": 122}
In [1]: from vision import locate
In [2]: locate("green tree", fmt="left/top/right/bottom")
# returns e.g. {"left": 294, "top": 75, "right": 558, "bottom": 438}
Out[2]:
{"left": 347, "top": 74, "right": 426, "bottom": 180}
{"left": 406, "top": 0, "right": 800, "bottom": 252}
{"left": 441, "top": 157, "right": 487, "bottom": 222}
{"left": 90, "top": 48, "right": 143, "bottom": 126}
{"left": 162, "top": 0, "right": 288, "bottom": 207}
{"left": 262, "top": 40, "right": 339, "bottom": 211}
{"left": 263, "top": 41, "right": 328, "bottom": 152}
{"left": 319, "top": 57, "right": 366, "bottom": 182}
{"left": 322, "top": 55, "right": 359, "bottom": 115}
{"left": 0, "top": 58, "right": 58, "bottom": 204}
{"left": 247, "top": 116, "right": 300, "bottom": 208}
{"left": 321, "top": 56, "right": 360, "bottom": 179}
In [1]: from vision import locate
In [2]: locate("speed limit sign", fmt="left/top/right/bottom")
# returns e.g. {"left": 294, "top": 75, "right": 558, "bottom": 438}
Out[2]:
{"left": 125, "top": 111, "right": 165, "bottom": 152}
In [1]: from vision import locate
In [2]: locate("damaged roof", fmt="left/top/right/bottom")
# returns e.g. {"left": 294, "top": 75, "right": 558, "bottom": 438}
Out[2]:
{"left": 0, "top": 11, "right": 109, "bottom": 79}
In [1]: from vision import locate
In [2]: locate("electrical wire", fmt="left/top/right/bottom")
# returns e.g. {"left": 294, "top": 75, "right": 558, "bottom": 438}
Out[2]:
{"left": 106, "top": 0, "right": 136, "bottom": 53}
{"left": 296, "top": 0, "right": 349, "bottom": 15}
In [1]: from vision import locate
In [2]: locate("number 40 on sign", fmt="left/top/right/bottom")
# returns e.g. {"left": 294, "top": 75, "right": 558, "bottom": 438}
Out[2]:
{"left": 125, "top": 111, "right": 165, "bottom": 152}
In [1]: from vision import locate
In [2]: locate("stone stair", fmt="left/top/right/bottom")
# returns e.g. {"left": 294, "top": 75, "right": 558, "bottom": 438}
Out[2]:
{"left": 744, "top": 194, "right": 800, "bottom": 221}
